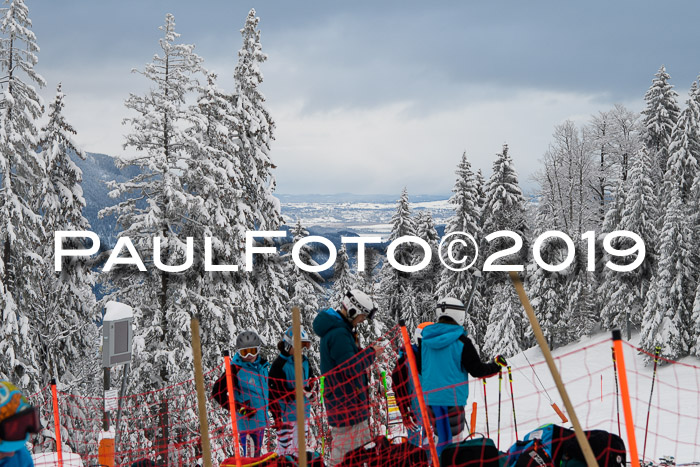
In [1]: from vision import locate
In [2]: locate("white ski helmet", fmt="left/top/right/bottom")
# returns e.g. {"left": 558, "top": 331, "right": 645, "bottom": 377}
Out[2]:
{"left": 436, "top": 297, "right": 466, "bottom": 326}
{"left": 341, "top": 289, "right": 378, "bottom": 321}
{"left": 283, "top": 325, "right": 311, "bottom": 349}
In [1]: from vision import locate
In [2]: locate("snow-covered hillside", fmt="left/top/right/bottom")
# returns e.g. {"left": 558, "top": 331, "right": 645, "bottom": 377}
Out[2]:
{"left": 472, "top": 331, "right": 700, "bottom": 464}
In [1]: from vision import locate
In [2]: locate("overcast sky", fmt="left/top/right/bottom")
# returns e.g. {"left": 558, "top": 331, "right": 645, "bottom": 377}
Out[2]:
{"left": 29, "top": 1, "right": 700, "bottom": 195}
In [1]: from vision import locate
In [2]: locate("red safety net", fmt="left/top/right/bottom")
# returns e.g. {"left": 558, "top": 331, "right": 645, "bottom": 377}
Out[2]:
{"left": 25, "top": 329, "right": 700, "bottom": 467}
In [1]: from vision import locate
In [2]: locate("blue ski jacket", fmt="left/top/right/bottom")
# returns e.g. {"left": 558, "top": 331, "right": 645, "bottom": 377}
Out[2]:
{"left": 212, "top": 353, "right": 270, "bottom": 434}
{"left": 420, "top": 322, "right": 500, "bottom": 407}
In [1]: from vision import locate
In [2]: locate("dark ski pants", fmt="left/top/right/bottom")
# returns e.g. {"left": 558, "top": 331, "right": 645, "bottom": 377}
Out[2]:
{"left": 428, "top": 405, "right": 466, "bottom": 456}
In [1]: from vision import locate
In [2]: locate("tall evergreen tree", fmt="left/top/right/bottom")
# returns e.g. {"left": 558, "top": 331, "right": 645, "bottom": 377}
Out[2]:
{"left": 36, "top": 85, "right": 98, "bottom": 387}
{"left": 183, "top": 71, "right": 254, "bottom": 367}
{"left": 414, "top": 211, "right": 440, "bottom": 324}
{"left": 330, "top": 243, "right": 355, "bottom": 306}
{"left": 601, "top": 147, "right": 658, "bottom": 331}
{"left": 481, "top": 144, "right": 527, "bottom": 266}
{"left": 99, "top": 15, "right": 204, "bottom": 462}
{"left": 640, "top": 187, "right": 694, "bottom": 359}
{"left": 436, "top": 153, "right": 481, "bottom": 342}
{"left": 642, "top": 66, "right": 680, "bottom": 187}
{"left": 231, "top": 10, "right": 288, "bottom": 335}
{"left": 664, "top": 82, "right": 700, "bottom": 206}
{"left": 378, "top": 188, "right": 417, "bottom": 330}
{"left": 0, "top": 0, "right": 46, "bottom": 390}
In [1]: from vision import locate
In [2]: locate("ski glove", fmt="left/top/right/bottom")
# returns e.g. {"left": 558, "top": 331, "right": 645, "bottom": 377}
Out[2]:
{"left": 494, "top": 355, "right": 508, "bottom": 368}
{"left": 237, "top": 402, "right": 256, "bottom": 418}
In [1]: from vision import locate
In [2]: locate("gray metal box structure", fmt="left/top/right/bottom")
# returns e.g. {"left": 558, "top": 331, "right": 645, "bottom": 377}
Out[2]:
{"left": 102, "top": 302, "right": 134, "bottom": 368}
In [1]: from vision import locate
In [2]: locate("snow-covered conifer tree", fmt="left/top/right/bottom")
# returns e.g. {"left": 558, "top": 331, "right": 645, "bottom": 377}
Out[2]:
{"left": 601, "top": 147, "right": 658, "bottom": 331}
{"left": 642, "top": 66, "right": 680, "bottom": 187}
{"left": 230, "top": 10, "right": 288, "bottom": 335}
{"left": 99, "top": 16, "right": 205, "bottom": 461}
{"left": 0, "top": 0, "right": 46, "bottom": 390}
{"left": 36, "top": 85, "right": 98, "bottom": 387}
{"left": 663, "top": 82, "right": 700, "bottom": 206}
{"left": 436, "top": 153, "right": 481, "bottom": 341}
{"left": 378, "top": 188, "right": 417, "bottom": 329}
{"left": 640, "top": 187, "right": 694, "bottom": 359}
{"left": 414, "top": 211, "right": 440, "bottom": 324}
{"left": 482, "top": 283, "right": 521, "bottom": 358}
{"left": 330, "top": 243, "right": 355, "bottom": 306}
{"left": 481, "top": 144, "right": 528, "bottom": 268}
{"left": 691, "top": 284, "right": 700, "bottom": 357}
{"left": 481, "top": 145, "right": 528, "bottom": 347}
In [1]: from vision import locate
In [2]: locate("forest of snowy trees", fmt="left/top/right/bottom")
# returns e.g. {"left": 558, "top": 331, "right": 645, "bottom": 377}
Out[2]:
{"left": 1, "top": 0, "right": 700, "bottom": 428}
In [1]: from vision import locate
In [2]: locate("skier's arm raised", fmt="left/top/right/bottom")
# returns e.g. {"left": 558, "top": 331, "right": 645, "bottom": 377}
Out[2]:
{"left": 458, "top": 335, "right": 501, "bottom": 377}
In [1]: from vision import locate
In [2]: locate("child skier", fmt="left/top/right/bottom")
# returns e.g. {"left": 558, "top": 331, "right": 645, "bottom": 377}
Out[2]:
{"left": 268, "top": 326, "right": 317, "bottom": 456}
{"left": 212, "top": 329, "right": 270, "bottom": 458}
{"left": 420, "top": 297, "right": 507, "bottom": 455}
{"left": 0, "top": 381, "right": 41, "bottom": 467}
{"left": 312, "top": 289, "right": 383, "bottom": 466}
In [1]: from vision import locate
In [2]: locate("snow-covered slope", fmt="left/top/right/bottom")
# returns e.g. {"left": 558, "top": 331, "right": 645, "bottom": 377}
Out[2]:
{"left": 468, "top": 331, "right": 700, "bottom": 463}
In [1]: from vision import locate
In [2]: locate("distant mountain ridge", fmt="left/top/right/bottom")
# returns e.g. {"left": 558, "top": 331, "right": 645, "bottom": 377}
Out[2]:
{"left": 73, "top": 152, "right": 452, "bottom": 247}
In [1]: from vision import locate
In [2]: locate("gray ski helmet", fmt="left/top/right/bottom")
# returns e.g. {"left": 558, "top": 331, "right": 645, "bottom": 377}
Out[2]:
{"left": 236, "top": 329, "right": 263, "bottom": 349}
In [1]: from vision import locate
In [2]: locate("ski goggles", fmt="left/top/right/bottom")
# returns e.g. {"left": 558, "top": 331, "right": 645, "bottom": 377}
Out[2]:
{"left": 0, "top": 407, "right": 41, "bottom": 441}
{"left": 238, "top": 347, "right": 259, "bottom": 358}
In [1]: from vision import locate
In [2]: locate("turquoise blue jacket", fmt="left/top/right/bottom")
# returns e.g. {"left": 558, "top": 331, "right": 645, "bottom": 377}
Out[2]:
{"left": 212, "top": 353, "right": 270, "bottom": 433}
{"left": 420, "top": 323, "right": 470, "bottom": 406}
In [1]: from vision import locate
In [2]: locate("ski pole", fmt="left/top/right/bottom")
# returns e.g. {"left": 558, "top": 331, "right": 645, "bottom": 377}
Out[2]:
{"left": 507, "top": 366, "right": 518, "bottom": 440}
{"left": 521, "top": 350, "right": 568, "bottom": 423}
{"left": 612, "top": 346, "right": 621, "bottom": 437}
{"left": 643, "top": 346, "right": 661, "bottom": 461}
{"left": 497, "top": 370, "right": 502, "bottom": 449}
{"left": 482, "top": 378, "right": 490, "bottom": 437}
{"left": 319, "top": 376, "right": 326, "bottom": 457}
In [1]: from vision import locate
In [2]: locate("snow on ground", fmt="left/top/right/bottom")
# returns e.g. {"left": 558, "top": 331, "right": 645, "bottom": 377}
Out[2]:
{"left": 33, "top": 452, "right": 84, "bottom": 467}
{"left": 466, "top": 331, "right": 700, "bottom": 463}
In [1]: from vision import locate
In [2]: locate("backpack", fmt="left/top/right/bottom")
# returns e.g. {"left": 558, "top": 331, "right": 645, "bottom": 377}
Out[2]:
{"left": 514, "top": 440, "right": 554, "bottom": 467}
{"left": 339, "top": 435, "right": 428, "bottom": 466}
{"left": 439, "top": 435, "right": 501, "bottom": 466}
{"left": 505, "top": 424, "right": 575, "bottom": 466}
{"left": 560, "top": 430, "right": 626, "bottom": 466}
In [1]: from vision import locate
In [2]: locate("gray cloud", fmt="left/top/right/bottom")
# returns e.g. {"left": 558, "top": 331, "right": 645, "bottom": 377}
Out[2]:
{"left": 27, "top": 0, "right": 700, "bottom": 195}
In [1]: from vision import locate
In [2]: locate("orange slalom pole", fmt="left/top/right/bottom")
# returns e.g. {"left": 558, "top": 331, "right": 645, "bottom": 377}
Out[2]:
{"left": 50, "top": 380, "right": 64, "bottom": 467}
{"left": 400, "top": 321, "right": 440, "bottom": 466}
{"left": 612, "top": 330, "right": 640, "bottom": 467}
{"left": 224, "top": 352, "right": 242, "bottom": 467}
{"left": 470, "top": 402, "right": 477, "bottom": 436}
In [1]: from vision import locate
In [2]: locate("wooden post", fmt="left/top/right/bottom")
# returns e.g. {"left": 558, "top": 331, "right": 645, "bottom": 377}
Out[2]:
{"left": 190, "top": 318, "right": 213, "bottom": 467}
{"left": 292, "top": 307, "right": 308, "bottom": 467}
{"left": 612, "top": 330, "right": 641, "bottom": 467}
{"left": 509, "top": 271, "right": 597, "bottom": 467}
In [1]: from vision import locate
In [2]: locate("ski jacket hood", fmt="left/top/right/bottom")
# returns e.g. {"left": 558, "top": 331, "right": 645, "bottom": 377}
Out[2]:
{"left": 312, "top": 307, "right": 349, "bottom": 338}
{"left": 421, "top": 322, "right": 465, "bottom": 350}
